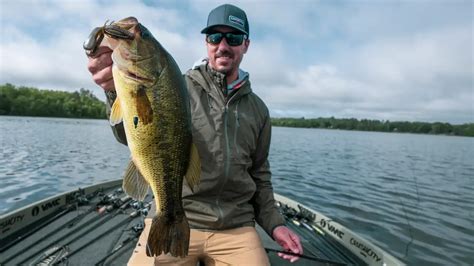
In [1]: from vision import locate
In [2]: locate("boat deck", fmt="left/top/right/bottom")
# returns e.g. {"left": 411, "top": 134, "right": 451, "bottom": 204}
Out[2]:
{"left": 0, "top": 180, "right": 368, "bottom": 265}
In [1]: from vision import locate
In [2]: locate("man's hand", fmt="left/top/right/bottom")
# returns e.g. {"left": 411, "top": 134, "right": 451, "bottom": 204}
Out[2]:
{"left": 272, "top": 225, "right": 303, "bottom": 263}
{"left": 87, "top": 45, "right": 115, "bottom": 92}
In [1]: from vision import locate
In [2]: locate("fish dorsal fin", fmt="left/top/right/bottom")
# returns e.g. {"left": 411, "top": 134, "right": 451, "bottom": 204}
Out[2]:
{"left": 135, "top": 85, "right": 153, "bottom": 125}
{"left": 122, "top": 159, "right": 149, "bottom": 201}
{"left": 184, "top": 143, "right": 201, "bottom": 193}
{"left": 110, "top": 99, "right": 123, "bottom": 126}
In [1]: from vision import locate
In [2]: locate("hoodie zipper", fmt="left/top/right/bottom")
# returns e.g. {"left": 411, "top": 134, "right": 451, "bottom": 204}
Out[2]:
{"left": 193, "top": 67, "right": 248, "bottom": 228}
{"left": 215, "top": 91, "right": 240, "bottom": 227}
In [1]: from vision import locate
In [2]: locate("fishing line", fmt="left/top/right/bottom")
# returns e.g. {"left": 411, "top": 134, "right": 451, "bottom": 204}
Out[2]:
{"left": 402, "top": 160, "right": 420, "bottom": 259}
{"left": 397, "top": 196, "right": 414, "bottom": 260}
{"left": 394, "top": 159, "right": 420, "bottom": 261}
{"left": 370, "top": 163, "right": 418, "bottom": 263}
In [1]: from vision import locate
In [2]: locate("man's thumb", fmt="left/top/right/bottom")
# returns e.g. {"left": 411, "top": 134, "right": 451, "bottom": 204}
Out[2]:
{"left": 289, "top": 240, "right": 299, "bottom": 254}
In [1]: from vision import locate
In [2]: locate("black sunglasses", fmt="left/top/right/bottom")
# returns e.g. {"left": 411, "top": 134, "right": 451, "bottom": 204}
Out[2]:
{"left": 206, "top": 32, "right": 247, "bottom": 46}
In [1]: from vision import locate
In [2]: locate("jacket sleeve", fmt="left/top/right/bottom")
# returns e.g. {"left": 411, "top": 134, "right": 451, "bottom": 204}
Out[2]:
{"left": 104, "top": 91, "right": 128, "bottom": 146}
{"left": 249, "top": 114, "right": 285, "bottom": 237}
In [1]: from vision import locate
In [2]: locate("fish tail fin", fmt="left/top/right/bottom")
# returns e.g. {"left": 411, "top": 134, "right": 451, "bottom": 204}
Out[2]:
{"left": 146, "top": 214, "right": 190, "bottom": 258}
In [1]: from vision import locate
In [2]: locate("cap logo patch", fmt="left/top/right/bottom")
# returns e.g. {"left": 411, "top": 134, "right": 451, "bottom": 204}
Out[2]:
{"left": 229, "top": 15, "right": 244, "bottom": 27}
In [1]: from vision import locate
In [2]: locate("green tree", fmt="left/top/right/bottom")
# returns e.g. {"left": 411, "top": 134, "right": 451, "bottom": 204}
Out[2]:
{"left": 270, "top": 116, "right": 472, "bottom": 137}
{"left": 0, "top": 84, "right": 106, "bottom": 119}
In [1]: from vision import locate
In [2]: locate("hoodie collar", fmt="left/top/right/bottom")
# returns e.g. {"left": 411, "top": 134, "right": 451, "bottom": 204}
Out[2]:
{"left": 227, "top": 69, "right": 249, "bottom": 91}
{"left": 190, "top": 58, "right": 252, "bottom": 103}
{"left": 192, "top": 57, "right": 249, "bottom": 91}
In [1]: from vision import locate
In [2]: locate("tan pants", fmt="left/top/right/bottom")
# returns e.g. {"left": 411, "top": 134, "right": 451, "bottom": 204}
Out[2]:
{"left": 128, "top": 218, "right": 270, "bottom": 266}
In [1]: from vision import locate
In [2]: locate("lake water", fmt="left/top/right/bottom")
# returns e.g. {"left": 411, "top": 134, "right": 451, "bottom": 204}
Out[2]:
{"left": 0, "top": 116, "right": 472, "bottom": 265}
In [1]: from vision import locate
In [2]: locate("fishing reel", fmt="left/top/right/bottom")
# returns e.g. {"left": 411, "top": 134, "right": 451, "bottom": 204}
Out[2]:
{"left": 130, "top": 201, "right": 151, "bottom": 217}
{"left": 100, "top": 194, "right": 118, "bottom": 205}
{"left": 131, "top": 201, "right": 142, "bottom": 210}
{"left": 131, "top": 222, "right": 145, "bottom": 233}
{"left": 76, "top": 196, "right": 90, "bottom": 206}
{"left": 139, "top": 207, "right": 149, "bottom": 217}
{"left": 277, "top": 201, "right": 316, "bottom": 222}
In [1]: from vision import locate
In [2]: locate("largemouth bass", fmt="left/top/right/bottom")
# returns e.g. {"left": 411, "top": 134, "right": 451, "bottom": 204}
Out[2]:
{"left": 94, "top": 17, "right": 200, "bottom": 258}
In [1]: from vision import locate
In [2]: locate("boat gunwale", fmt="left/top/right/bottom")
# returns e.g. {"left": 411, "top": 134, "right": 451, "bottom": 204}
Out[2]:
{"left": 274, "top": 193, "right": 405, "bottom": 266}
{"left": 0, "top": 179, "right": 122, "bottom": 242}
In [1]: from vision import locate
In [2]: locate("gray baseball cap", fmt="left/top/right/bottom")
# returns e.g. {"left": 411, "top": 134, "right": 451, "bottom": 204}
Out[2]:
{"left": 201, "top": 4, "right": 249, "bottom": 36}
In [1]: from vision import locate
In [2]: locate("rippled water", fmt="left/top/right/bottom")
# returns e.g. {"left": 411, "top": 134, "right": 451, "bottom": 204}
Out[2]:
{"left": 0, "top": 116, "right": 129, "bottom": 211}
{"left": 1, "top": 116, "right": 473, "bottom": 265}
{"left": 270, "top": 127, "right": 474, "bottom": 265}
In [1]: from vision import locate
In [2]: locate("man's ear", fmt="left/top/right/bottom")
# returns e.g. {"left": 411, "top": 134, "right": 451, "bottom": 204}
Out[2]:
{"left": 243, "top": 39, "right": 250, "bottom": 54}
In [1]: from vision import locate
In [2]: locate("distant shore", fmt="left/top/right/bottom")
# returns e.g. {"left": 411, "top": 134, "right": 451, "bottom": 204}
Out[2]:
{"left": 271, "top": 117, "right": 474, "bottom": 137}
{"left": 1, "top": 83, "right": 472, "bottom": 137}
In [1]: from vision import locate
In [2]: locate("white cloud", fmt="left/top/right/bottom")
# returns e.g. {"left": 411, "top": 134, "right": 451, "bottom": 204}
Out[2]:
{"left": 0, "top": 1, "right": 472, "bottom": 123}
{"left": 259, "top": 24, "right": 472, "bottom": 123}
{"left": 1, "top": 23, "right": 95, "bottom": 93}
{"left": 241, "top": 37, "right": 291, "bottom": 88}
{"left": 0, "top": 0, "right": 202, "bottom": 99}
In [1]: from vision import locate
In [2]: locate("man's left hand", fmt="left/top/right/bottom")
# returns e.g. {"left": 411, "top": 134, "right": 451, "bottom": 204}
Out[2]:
{"left": 272, "top": 225, "right": 303, "bottom": 263}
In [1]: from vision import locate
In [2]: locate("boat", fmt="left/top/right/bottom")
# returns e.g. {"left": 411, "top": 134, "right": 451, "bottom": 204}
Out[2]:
{"left": 0, "top": 179, "right": 404, "bottom": 265}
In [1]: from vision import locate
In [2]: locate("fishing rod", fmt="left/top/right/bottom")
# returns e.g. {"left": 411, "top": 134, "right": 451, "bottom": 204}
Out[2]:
{"left": 1, "top": 189, "right": 111, "bottom": 262}
{"left": 1, "top": 190, "right": 121, "bottom": 263}
{"left": 277, "top": 201, "right": 363, "bottom": 265}
{"left": 297, "top": 222, "right": 361, "bottom": 265}
{"left": 265, "top": 248, "right": 347, "bottom": 266}
{"left": 287, "top": 217, "right": 358, "bottom": 265}
{"left": 0, "top": 188, "right": 101, "bottom": 253}
{"left": 51, "top": 203, "right": 151, "bottom": 265}
{"left": 51, "top": 195, "right": 132, "bottom": 244}
{"left": 67, "top": 192, "right": 120, "bottom": 227}
{"left": 1, "top": 203, "right": 76, "bottom": 254}
{"left": 16, "top": 195, "right": 133, "bottom": 265}
{"left": 94, "top": 233, "right": 139, "bottom": 266}
{"left": 103, "top": 203, "right": 147, "bottom": 254}
{"left": 95, "top": 222, "right": 144, "bottom": 266}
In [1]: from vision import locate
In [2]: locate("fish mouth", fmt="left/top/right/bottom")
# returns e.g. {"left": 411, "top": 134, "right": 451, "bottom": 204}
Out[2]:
{"left": 123, "top": 69, "right": 155, "bottom": 83}
{"left": 113, "top": 53, "right": 156, "bottom": 84}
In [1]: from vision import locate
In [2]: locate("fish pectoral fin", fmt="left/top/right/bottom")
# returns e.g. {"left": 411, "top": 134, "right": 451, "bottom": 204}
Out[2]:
{"left": 135, "top": 85, "right": 153, "bottom": 125}
{"left": 110, "top": 99, "right": 123, "bottom": 126}
{"left": 122, "top": 159, "right": 149, "bottom": 201}
{"left": 184, "top": 143, "right": 201, "bottom": 193}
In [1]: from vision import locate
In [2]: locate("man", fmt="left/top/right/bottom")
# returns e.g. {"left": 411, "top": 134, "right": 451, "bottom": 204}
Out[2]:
{"left": 87, "top": 4, "right": 302, "bottom": 265}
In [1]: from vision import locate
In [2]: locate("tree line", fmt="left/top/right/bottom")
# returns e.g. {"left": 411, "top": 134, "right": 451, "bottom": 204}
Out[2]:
{"left": 1, "top": 84, "right": 472, "bottom": 136}
{"left": 0, "top": 83, "right": 106, "bottom": 119}
{"left": 271, "top": 117, "right": 474, "bottom": 137}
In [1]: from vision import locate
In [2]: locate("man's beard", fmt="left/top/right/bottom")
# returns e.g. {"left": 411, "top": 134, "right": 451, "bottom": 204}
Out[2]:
{"left": 215, "top": 50, "right": 235, "bottom": 73}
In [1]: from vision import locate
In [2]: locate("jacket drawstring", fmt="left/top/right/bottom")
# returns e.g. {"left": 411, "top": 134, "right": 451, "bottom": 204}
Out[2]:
{"left": 233, "top": 99, "right": 241, "bottom": 155}
{"left": 207, "top": 93, "right": 213, "bottom": 109}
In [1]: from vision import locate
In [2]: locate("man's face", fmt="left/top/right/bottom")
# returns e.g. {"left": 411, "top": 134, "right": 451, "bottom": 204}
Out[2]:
{"left": 206, "top": 26, "right": 250, "bottom": 76}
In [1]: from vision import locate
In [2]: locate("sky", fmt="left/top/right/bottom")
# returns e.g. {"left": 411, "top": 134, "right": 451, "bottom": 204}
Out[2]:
{"left": 0, "top": 0, "right": 472, "bottom": 124}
